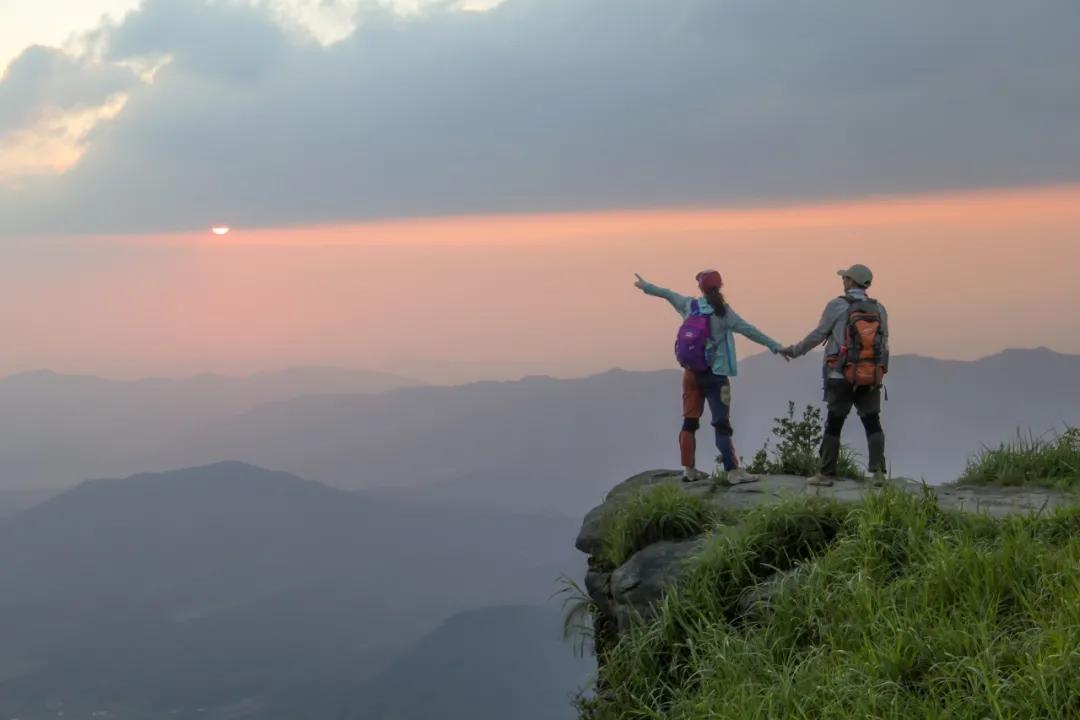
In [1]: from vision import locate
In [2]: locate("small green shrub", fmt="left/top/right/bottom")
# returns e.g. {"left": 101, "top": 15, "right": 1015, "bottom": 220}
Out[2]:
{"left": 960, "top": 427, "right": 1080, "bottom": 491}
{"left": 600, "top": 484, "right": 720, "bottom": 569}
{"left": 746, "top": 402, "right": 863, "bottom": 479}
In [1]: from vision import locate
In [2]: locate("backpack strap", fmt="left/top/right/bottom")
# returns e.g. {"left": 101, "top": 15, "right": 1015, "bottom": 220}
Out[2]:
{"left": 843, "top": 295, "right": 882, "bottom": 315}
{"left": 689, "top": 299, "right": 701, "bottom": 316}
{"left": 840, "top": 294, "right": 880, "bottom": 306}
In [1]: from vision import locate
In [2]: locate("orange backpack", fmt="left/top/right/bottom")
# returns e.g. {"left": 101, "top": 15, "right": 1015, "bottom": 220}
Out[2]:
{"left": 833, "top": 297, "right": 887, "bottom": 387}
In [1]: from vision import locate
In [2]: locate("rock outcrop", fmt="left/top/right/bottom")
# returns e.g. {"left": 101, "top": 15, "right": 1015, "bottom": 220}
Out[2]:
{"left": 576, "top": 470, "right": 1074, "bottom": 656}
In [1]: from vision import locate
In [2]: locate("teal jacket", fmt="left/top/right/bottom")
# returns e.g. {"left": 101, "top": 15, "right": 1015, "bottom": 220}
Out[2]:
{"left": 639, "top": 281, "right": 781, "bottom": 377}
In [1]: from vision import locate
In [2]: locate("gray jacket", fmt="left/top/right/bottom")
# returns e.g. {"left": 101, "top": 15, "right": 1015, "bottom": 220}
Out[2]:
{"left": 788, "top": 288, "right": 889, "bottom": 379}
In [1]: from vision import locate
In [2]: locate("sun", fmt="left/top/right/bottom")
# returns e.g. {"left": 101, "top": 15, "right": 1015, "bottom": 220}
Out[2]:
{"left": 211, "top": 226, "right": 231, "bottom": 236}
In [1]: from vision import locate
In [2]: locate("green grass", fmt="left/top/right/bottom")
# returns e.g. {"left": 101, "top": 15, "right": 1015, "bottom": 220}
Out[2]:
{"left": 555, "top": 575, "right": 597, "bottom": 658}
{"left": 581, "top": 488, "right": 1080, "bottom": 720}
{"left": 598, "top": 484, "right": 729, "bottom": 570}
{"left": 960, "top": 427, "right": 1080, "bottom": 491}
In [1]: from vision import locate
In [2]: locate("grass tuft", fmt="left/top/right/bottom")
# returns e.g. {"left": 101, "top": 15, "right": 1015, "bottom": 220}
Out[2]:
{"left": 599, "top": 484, "right": 726, "bottom": 570}
{"left": 960, "top": 427, "right": 1080, "bottom": 491}
{"left": 555, "top": 575, "right": 597, "bottom": 658}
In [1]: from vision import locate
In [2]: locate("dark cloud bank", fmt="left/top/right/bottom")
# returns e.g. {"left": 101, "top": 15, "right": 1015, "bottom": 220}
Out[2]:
{"left": 2, "top": 0, "right": 1079, "bottom": 235}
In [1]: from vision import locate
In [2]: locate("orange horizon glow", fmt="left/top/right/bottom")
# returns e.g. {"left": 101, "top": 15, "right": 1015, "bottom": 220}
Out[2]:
{"left": 77, "top": 182, "right": 1080, "bottom": 248}
{"left": 2, "top": 182, "right": 1078, "bottom": 383}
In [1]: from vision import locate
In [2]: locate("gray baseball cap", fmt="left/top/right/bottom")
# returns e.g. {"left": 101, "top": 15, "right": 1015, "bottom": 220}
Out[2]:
{"left": 837, "top": 264, "right": 873, "bottom": 286}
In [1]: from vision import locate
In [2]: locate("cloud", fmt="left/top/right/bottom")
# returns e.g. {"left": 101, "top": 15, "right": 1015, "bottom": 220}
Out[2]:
{"left": 0, "top": 45, "right": 136, "bottom": 136}
{"left": 2, "top": 0, "right": 1080, "bottom": 235}
{"left": 0, "top": 44, "right": 137, "bottom": 182}
{"left": 105, "top": 0, "right": 291, "bottom": 82}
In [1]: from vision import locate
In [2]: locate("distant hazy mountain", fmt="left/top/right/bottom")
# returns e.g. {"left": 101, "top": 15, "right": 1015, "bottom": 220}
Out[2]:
{"left": 0, "top": 462, "right": 578, "bottom": 719}
{"left": 3, "top": 350, "right": 1078, "bottom": 518}
{"left": 0, "top": 366, "right": 418, "bottom": 491}
{"left": 162, "top": 369, "right": 683, "bottom": 515}
{"left": 0, "top": 487, "right": 55, "bottom": 520}
{"left": 163, "top": 348, "right": 1080, "bottom": 516}
{"left": 353, "top": 604, "right": 591, "bottom": 720}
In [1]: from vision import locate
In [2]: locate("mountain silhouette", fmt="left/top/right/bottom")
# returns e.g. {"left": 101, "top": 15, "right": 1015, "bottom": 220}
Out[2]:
{"left": 3, "top": 349, "right": 1078, "bottom": 518}
{"left": 0, "top": 461, "right": 577, "bottom": 717}
{"left": 0, "top": 366, "right": 417, "bottom": 497}
{"left": 162, "top": 348, "right": 1080, "bottom": 515}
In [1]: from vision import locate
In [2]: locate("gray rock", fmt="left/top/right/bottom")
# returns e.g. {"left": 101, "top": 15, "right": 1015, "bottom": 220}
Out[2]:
{"left": 584, "top": 569, "right": 613, "bottom": 616}
{"left": 575, "top": 503, "right": 608, "bottom": 556}
{"left": 933, "top": 483, "right": 1071, "bottom": 517}
{"left": 604, "top": 469, "right": 689, "bottom": 504}
{"left": 576, "top": 469, "right": 1077, "bottom": 651}
{"left": 610, "top": 537, "right": 705, "bottom": 631}
{"left": 574, "top": 469, "right": 717, "bottom": 555}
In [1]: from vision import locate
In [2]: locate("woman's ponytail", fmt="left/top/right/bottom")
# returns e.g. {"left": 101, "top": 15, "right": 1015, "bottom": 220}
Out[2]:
{"left": 704, "top": 287, "right": 727, "bottom": 317}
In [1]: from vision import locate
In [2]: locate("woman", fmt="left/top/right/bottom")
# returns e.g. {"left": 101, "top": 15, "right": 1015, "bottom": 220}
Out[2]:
{"left": 635, "top": 270, "right": 785, "bottom": 482}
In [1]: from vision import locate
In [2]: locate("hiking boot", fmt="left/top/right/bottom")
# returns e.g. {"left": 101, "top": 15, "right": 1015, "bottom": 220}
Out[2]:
{"left": 681, "top": 468, "right": 710, "bottom": 483}
{"left": 807, "top": 474, "right": 835, "bottom": 487}
{"left": 726, "top": 468, "right": 761, "bottom": 485}
{"left": 870, "top": 470, "right": 887, "bottom": 487}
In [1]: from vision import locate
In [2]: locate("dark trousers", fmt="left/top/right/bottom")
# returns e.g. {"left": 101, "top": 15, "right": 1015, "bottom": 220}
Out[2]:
{"left": 820, "top": 379, "right": 886, "bottom": 475}
{"left": 680, "top": 370, "right": 739, "bottom": 471}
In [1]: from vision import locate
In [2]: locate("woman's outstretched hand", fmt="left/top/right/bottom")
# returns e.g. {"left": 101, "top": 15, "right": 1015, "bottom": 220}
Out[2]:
{"left": 634, "top": 273, "right": 648, "bottom": 290}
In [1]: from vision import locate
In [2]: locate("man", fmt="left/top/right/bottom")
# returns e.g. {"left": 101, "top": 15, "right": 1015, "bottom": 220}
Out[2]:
{"left": 780, "top": 264, "right": 889, "bottom": 486}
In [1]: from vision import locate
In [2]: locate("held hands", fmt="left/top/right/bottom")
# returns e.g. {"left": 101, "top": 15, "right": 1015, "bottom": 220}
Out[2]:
{"left": 777, "top": 345, "right": 797, "bottom": 361}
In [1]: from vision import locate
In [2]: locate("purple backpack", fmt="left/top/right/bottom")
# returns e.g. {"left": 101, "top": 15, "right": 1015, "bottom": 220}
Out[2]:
{"left": 675, "top": 299, "right": 711, "bottom": 372}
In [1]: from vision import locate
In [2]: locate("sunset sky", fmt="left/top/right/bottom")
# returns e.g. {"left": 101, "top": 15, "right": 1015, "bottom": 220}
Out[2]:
{"left": 2, "top": 0, "right": 1078, "bottom": 382}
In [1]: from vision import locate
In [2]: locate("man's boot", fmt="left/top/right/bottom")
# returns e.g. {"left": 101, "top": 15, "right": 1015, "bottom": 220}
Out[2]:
{"left": 810, "top": 434, "right": 841, "bottom": 486}
{"left": 868, "top": 432, "right": 886, "bottom": 474}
